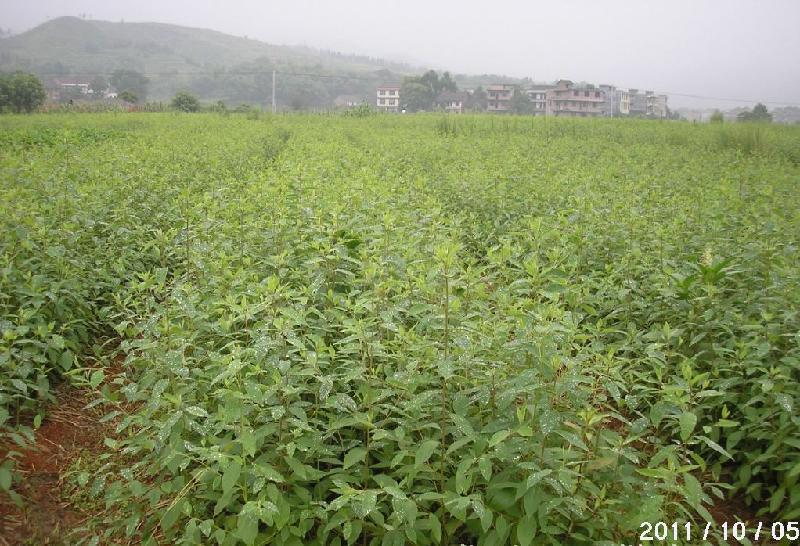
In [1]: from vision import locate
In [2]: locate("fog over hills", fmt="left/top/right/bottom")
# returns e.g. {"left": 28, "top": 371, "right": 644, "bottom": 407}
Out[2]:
{"left": 2, "top": 5, "right": 799, "bottom": 111}
{"left": 0, "top": 16, "right": 427, "bottom": 107}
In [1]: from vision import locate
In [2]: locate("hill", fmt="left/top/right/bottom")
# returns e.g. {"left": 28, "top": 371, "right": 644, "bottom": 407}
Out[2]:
{"left": 0, "top": 16, "right": 419, "bottom": 107}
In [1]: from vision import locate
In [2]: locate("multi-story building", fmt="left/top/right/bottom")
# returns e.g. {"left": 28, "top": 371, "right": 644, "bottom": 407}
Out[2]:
{"left": 486, "top": 83, "right": 514, "bottom": 113}
{"left": 619, "top": 89, "right": 631, "bottom": 116}
{"left": 598, "top": 84, "right": 630, "bottom": 117}
{"left": 629, "top": 89, "right": 668, "bottom": 118}
{"left": 376, "top": 84, "right": 401, "bottom": 113}
{"left": 525, "top": 85, "right": 554, "bottom": 116}
{"left": 546, "top": 80, "right": 606, "bottom": 117}
{"left": 629, "top": 89, "right": 645, "bottom": 116}
{"left": 652, "top": 94, "right": 669, "bottom": 119}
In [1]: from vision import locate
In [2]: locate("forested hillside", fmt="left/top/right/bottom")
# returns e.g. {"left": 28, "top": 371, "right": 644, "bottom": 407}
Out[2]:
{"left": 0, "top": 16, "right": 417, "bottom": 106}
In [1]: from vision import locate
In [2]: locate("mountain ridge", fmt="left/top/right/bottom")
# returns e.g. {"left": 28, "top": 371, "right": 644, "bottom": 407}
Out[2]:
{"left": 0, "top": 16, "right": 426, "bottom": 106}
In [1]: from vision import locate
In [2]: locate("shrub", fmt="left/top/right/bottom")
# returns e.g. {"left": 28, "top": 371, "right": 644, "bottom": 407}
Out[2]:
{"left": 171, "top": 90, "right": 201, "bottom": 113}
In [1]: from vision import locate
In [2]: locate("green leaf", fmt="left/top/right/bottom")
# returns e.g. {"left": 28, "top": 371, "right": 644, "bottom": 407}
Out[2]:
{"left": 11, "top": 379, "right": 27, "bottom": 393}
{"left": 221, "top": 459, "right": 242, "bottom": 494}
{"left": 60, "top": 349, "right": 74, "bottom": 371}
{"left": 344, "top": 447, "right": 367, "bottom": 469}
{"left": 679, "top": 411, "right": 697, "bottom": 442}
{"left": 715, "top": 419, "right": 739, "bottom": 428}
{"left": 352, "top": 490, "right": 378, "bottom": 519}
{"left": 478, "top": 456, "right": 493, "bottom": 481}
{"left": 649, "top": 401, "right": 673, "bottom": 426}
{"left": 683, "top": 473, "right": 702, "bottom": 508}
{"left": 391, "top": 497, "right": 418, "bottom": 526}
{"left": 525, "top": 469, "right": 552, "bottom": 489}
{"left": 0, "top": 467, "right": 12, "bottom": 490}
{"left": 698, "top": 436, "right": 733, "bottom": 460}
{"left": 775, "top": 393, "right": 793, "bottom": 414}
{"left": 415, "top": 440, "right": 439, "bottom": 466}
{"left": 236, "top": 503, "right": 259, "bottom": 546}
{"left": 161, "top": 499, "right": 185, "bottom": 532}
{"left": 517, "top": 514, "right": 537, "bottom": 546}
{"left": 257, "top": 464, "right": 285, "bottom": 483}
{"left": 184, "top": 406, "right": 208, "bottom": 418}
{"left": 50, "top": 334, "right": 65, "bottom": 349}
{"left": 429, "top": 513, "right": 441, "bottom": 543}
{"left": 770, "top": 486, "right": 786, "bottom": 513}
{"left": 198, "top": 519, "right": 213, "bottom": 537}
{"left": 89, "top": 370, "right": 105, "bottom": 389}
{"left": 557, "top": 431, "right": 588, "bottom": 452}
{"left": 488, "top": 430, "right": 511, "bottom": 448}
{"left": 240, "top": 427, "right": 256, "bottom": 458}
{"left": 455, "top": 458, "right": 473, "bottom": 495}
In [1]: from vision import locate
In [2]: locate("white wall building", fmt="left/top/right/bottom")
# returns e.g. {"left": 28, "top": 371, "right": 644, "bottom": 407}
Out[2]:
{"left": 376, "top": 84, "right": 400, "bottom": 113}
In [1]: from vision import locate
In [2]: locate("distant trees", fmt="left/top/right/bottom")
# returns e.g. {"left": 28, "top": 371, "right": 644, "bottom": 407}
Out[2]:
{"left": 89, "top": 76, "right": 108, "bottom": 94}
{"left": 110, "top": 69, "right": 150, "bottom": 102}
{"left": 171, "top": 90, "right": 200, "bottom": 112}
{"left": 118, "top": 90, "right": 138, "bottom": 104}
{"left": 467, "top": 86, "right": 487, "bottom": 112}
{"left": 771, "top": 106, "right": 800, "bottom": 124}
{"left": 710, "top": 110, "right": 724, "bottom": 123}
{"left": 400, "top": 70, "right": 458, "bottom": 112}
{"left": 436, "top": 71, "right": 458, "bottom": 93}
{"left": 0, "top": 75, "right": 10, "bottom": 111}
{"left": 283, "top": 78, "right": 329, "bottom": 111}
{"left": 737, "top": 103, "right": 772, "bottom": 123}
{"left": 58, "top": 85, "right": 86, "bottom": 104}
{"left": 0, "top": 72, "right": 46, "bottom": 113}
{"left": 509, "top": 87, "right": 531, "bottom": 114}
{"left": 401, "top": 82, "right": 433, "bottom": 112}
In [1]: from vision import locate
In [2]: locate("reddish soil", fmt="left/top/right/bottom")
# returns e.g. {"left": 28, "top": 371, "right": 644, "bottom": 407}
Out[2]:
{"left": 0, "top": 357, "right": 126, "bottom": 545}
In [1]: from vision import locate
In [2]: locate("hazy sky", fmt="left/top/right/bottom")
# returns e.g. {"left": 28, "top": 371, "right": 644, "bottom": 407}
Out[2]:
{"left": 2, "top": 0, "right": 799, "bottom": 109}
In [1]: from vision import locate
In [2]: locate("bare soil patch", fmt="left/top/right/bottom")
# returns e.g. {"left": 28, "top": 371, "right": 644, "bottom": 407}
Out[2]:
{"left": 0, "top": 357, "right": 125, "bottom": 545}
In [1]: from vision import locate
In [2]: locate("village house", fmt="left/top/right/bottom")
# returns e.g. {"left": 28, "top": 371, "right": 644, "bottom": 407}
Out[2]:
{"left": 599, "top": 84, "right": 630, "bottom": 117}
{"left": 628, "top": 89, "right": 644, "bottom": 115}
{"left": 628, "top": 89, "right": 668, "bottom": 118}
{"left": 58, "top": 80, "right": 92, "bottom": 94}
{"left": 437, "top": 91, "right": 468, "bottom": 113}
{"left": 376, "top": 84, "right": 401, "bottom": 112}
{"left": 334, "top": 94, "right": 366, "bottom": 108}
{"left": 46, "top": 79, "right": 92, "bottom": 101}
{"left": 546, "top": 80, "right": 606, "bottom": 117}
{"left": 525, "top": 85, "right": 554, "bottom": 116}
{"left": 652, "top": 94, "right": 668, "bottom": 118}
{"left": 486, "top": 83, "right": 514, "bottom": 113}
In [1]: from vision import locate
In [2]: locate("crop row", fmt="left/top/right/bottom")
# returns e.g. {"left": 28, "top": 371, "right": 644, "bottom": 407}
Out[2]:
{"left": 1, "top": 113, "right": 798, "bottom": 544}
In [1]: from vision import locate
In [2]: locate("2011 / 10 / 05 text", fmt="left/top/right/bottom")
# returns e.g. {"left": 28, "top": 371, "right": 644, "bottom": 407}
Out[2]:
{"left": 628, "top": 520, "right": 800, "bottom": 543}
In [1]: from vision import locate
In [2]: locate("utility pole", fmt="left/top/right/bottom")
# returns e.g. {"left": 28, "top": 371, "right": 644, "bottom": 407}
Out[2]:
{"left": 271, "top": 70, "right": 276, "bottom": 113}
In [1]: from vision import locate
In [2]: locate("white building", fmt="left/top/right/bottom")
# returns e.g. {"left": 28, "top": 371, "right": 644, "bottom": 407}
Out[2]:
{"left": 376, "top": 84, "right": 400, "bottom": 113}
{"left": 525, "top": 85, "right": 554, "bottom": 116}
{"left": 599, "top": 84, "right": 630, "bottom": 117}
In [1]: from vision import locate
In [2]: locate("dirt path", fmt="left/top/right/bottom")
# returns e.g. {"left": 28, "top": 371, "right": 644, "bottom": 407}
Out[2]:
{"left": 0, "top": 361, "right": 124, "bottom": 545}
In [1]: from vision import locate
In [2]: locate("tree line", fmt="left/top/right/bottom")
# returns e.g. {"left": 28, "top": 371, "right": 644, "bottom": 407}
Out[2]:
{"left": 0, "top": 69, "right": 785, "bottom": 121}
{"left": 710, "top": 103, "right": 775, "bottom": 124}
{"left": 399, "top": 72, "right": 538, "bottom": 114}
{"left": 0, "top": 72, "right": 46, "bottom": 113}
